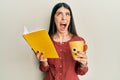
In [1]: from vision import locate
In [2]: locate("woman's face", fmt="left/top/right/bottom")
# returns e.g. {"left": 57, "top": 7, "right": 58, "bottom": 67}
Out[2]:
{"left": 54, "top": 7, "right": 71, "bottom": 33}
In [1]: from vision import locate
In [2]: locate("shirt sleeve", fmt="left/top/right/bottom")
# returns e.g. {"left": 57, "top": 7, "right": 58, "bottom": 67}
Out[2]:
{"left": 39, "top": 62, "right": 49, "bottom": 72}
{"left": 75, "top": 62, "right": 88, "bottom": 75}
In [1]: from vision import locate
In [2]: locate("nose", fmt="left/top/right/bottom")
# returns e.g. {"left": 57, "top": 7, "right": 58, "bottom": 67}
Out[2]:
{"left": 62, "top": 14, "right": 66, "bottom": 20}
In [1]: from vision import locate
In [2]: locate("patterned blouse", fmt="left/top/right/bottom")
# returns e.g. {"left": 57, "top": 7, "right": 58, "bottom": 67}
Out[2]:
{"left": 39, "top": 35, "right": 88, "bottom": 80}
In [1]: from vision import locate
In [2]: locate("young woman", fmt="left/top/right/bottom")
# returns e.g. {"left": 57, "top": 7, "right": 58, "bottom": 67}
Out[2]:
{"left": 36, "top": 2, "right": 88, "bottom": 80}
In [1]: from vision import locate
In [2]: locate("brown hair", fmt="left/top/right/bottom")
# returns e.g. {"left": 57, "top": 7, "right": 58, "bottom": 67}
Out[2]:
{"left": 48, "top": 2, "right": 78, "bottom": 36}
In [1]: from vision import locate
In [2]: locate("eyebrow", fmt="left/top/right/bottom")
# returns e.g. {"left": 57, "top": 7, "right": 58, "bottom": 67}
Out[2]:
{"left": 56, "top": 11, "right": 70, "bottom": 14}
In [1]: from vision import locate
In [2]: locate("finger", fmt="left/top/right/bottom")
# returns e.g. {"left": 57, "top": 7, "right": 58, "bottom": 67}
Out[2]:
{"left": 75, "top": 56, "right": 87, "bottom": 63}
{"left": 39, "top": 53, "right": 48, "bottom": 62}
{"left": 76, "top": 51, "right": 85, "bottom": 54}
{"left": 76, "top": 58, "right": 87, "bottom": 64}
{"left": 74, "top": 58, "right": 81, "bottom": 61}
{"left": 76, "top": 53, "right": 84, "bottom": 58}
{"left": 78, "top": 53, "right": 87, "bottom": 58}
{"left": 76, "top": 51, "right": 85, "bottom": 55}
{"left": 35, "top": 50, "right": 39, "bottom": 55}
{"left": 39, "top": 52, "right": 44, "bottom": 59}
{"left": 80, "top": 59, "right": 88, "bottom": 66}
{"left": 36, "top": 51, "right": 43, "bottom": 59}
{"left": 36, "top": 52, "right": 41, "bottom": 59}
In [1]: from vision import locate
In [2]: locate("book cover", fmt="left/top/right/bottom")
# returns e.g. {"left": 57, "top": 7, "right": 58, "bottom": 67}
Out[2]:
{"left": 23, "top": 27, "right": 59, "bottom": 58}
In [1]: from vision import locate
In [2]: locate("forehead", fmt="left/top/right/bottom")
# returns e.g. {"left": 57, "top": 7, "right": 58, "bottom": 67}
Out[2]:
{"left": 56, "top": 7, "right": 70, "bottom": 13}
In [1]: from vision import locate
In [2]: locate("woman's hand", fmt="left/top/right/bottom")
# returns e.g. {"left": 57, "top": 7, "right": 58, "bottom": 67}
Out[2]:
{"left": 35, "top": 51, "right": 47, "bottom": 62}
{"left": 74, "top": 52, "right": 88, "bottom": 68}
{"left": 34, "top": 50, "right": 48, "bottom": 67}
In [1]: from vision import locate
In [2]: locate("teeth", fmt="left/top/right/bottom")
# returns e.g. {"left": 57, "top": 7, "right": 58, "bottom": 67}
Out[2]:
{"left": 60, "top": 24, "right": 66, "bottom": 26}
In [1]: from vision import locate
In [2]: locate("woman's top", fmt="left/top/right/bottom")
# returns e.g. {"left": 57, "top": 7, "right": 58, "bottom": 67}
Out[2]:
{"left": 39, "top": 35, "right": 88, "bottom": 80}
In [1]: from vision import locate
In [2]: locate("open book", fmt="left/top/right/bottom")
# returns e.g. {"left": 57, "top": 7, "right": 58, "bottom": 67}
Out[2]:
{"left": 23, "top": 27, "right": 59, "bottom": 58}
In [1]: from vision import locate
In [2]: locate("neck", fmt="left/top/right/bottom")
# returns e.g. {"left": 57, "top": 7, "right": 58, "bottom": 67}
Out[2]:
{"left": 53, "top": 31, "right": 72, "bottom": 43}
{"left": 56, "top": 31, "right": 69, "bottom": 38}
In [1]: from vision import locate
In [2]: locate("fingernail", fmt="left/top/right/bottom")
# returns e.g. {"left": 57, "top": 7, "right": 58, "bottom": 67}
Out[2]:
{"left": 36, "top": 51, "right": 39, "bottom": 53}
{"left": 41, "top": 52, "right": 43, "bottom": 55}
{"left": 75, "top": 53, "right": 77, "bottom": 55}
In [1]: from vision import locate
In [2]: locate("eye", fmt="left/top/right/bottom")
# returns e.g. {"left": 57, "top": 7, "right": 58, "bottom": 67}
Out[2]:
{"left": 66, "top": 12, "right": 70, "bottom": 16}
{"left": 56, "top": 12, "right": 62, "bottom": 16}
{"left": 72, "top": 48, "right": 77, "bottom": 52}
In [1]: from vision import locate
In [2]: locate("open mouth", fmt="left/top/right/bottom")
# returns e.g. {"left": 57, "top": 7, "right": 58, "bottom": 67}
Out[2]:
{"left": 60, "top": 23, "right": 67, "bottom": 30}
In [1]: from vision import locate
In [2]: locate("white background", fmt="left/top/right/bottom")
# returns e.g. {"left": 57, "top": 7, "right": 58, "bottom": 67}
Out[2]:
{"left": 0, "top": 0, "right": 120, "bottom": 80}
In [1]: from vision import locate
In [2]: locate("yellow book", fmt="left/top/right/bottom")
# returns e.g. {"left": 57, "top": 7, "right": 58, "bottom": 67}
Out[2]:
{"left": 23, "top": 28, "right": 59, "bottom": 58}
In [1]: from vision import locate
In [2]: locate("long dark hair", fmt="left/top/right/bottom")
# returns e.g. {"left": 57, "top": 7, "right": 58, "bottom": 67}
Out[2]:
{"left": 48, "top": 2, "right": 77, "bottom": 36}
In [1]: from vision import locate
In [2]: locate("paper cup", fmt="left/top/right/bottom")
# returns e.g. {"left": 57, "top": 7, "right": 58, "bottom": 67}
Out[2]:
{"left": 69, "top": 41, "right": 88, "bottom": 58}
